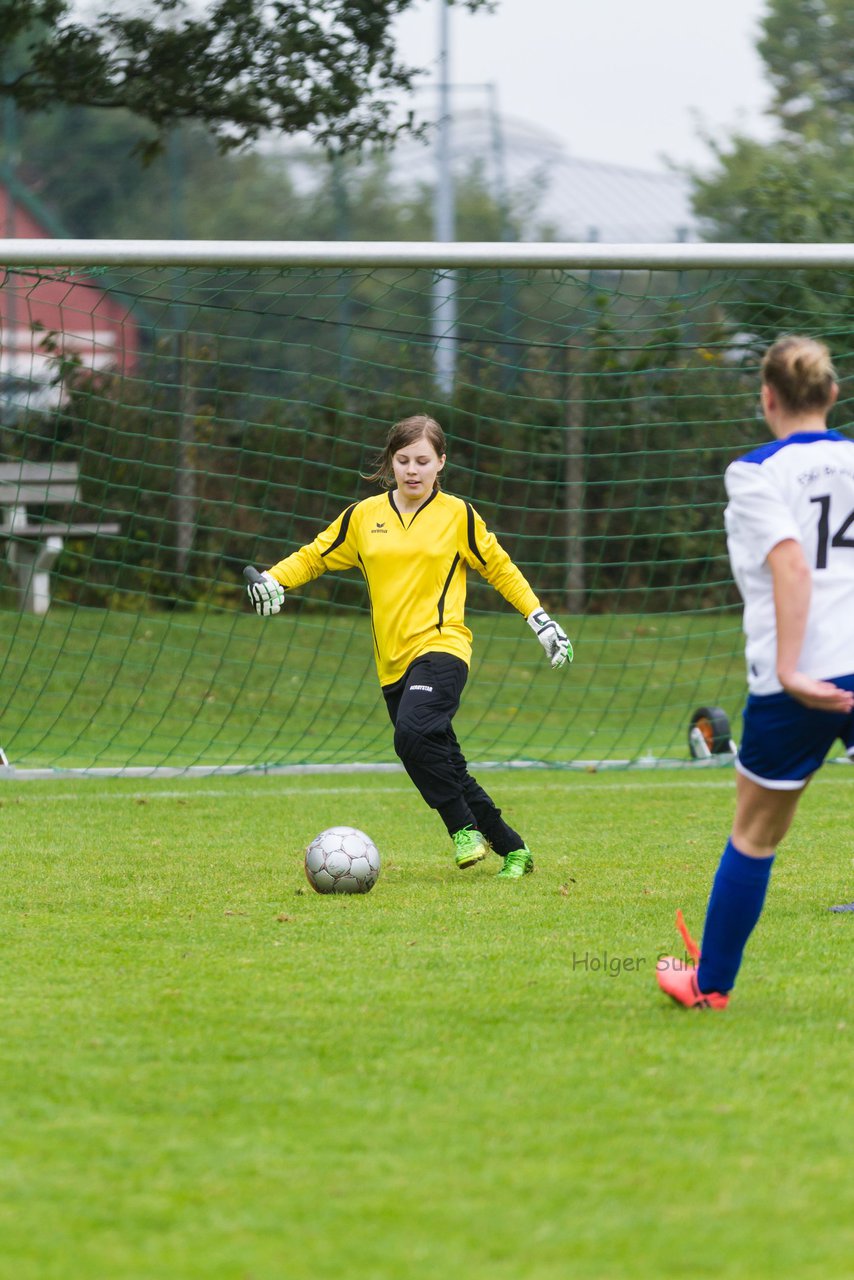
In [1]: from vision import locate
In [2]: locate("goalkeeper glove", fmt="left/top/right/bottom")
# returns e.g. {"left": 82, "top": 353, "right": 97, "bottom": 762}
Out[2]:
{"left": 527, "top": 607, "right": 573, "bottom": 669}
{"left": 247, "top": 571, "right": 285, "bottom": 617}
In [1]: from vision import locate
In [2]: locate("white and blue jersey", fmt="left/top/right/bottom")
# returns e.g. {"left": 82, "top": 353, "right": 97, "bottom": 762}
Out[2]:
{"left": 724, "top": 429, "right": 854, "bottom": 788}
{"left": 725, "top": 430, "right": 854, "bottom": 695}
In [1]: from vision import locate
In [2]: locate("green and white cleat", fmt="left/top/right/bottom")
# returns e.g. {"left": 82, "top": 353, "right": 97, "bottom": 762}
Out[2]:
{"left": 497, "top": 846, "right": 535, "bottom": 880}
{"left": 452, "top": 825, "right": 489, "bottom": 870}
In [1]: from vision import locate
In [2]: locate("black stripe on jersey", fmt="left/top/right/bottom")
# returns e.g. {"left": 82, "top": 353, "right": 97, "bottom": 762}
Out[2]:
{"left": 387, "top": 491, "right": 406, "bottom": 527}
{"left": 321, "top": 503, "right": 357, "bottom": 557}
{"left": 357, "top": 553, "right": 381, "bottom": 661}
{"left": 407, "top": 489, "right": 438, "bottom": 523}
{"left": 465, "top": 502, "right": 486, "bottom": 565}
{"left": 388, "top": 488, "right": 439, "bottom": 527}
{"left": 436, "top": 554, "right": 460, "bottom": 632}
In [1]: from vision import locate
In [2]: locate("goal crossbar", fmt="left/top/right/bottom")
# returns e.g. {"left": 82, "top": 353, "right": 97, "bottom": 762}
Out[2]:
{"left": 2, "top": 239, "right": 854, "bottom": 270}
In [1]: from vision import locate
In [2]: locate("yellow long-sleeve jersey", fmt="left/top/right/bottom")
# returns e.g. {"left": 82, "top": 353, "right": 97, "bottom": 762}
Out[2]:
{"left": 268, "top": 489, "right": 540, "bottom": 687}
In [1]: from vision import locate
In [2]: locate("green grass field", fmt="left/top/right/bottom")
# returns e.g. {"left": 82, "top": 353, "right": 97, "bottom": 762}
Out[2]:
{"left": 0, "top": 603, "right": 747, "bottom": 770}
{"left": 1, "top": 767, "right": 852, "bottom": 1279}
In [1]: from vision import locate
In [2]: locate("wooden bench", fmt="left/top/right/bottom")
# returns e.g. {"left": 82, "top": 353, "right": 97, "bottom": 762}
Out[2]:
{"left": 0, "top": 462, "right": 120, "bottom": 614}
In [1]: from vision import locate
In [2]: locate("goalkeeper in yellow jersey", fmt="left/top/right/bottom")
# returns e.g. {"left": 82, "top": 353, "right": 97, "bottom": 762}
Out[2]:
{"left": 247, "top": 414, "right": 573, "bottom": 880}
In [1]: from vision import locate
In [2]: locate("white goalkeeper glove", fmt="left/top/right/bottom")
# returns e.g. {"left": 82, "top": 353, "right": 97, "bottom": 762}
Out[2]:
{"left": 247, "top": 571, "right": 285, "bottom": 617}
{"left": 527, "top": 607, "right": 573, "bottom": 669}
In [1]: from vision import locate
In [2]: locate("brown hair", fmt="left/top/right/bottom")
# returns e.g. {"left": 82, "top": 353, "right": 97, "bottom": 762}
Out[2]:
{"left": 761, "top": 336, "right": 837, "bottom": 413}
{"left": 364, "top": 414, "right": 447, "bottom": 490}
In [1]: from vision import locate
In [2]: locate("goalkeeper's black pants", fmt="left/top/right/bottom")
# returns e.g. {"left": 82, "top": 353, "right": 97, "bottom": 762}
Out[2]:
{"left": 382, "top": 652, "right": 525, "bottom": 855}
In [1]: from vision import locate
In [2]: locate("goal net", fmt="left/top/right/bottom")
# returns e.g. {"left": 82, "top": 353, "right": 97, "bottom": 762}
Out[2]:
{"left": 1, "top": 242, "right": 850, "bottom": 775}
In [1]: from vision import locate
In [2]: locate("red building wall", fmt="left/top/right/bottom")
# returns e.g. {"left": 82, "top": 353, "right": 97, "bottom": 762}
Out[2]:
{"left": 0, "top": 185, "right": 138, "bottom": 393}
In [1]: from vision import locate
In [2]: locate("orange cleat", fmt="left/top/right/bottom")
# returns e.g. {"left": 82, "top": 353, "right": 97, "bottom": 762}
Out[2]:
{"left": 656, "top": 910, "right": 730, "bottom": 1010}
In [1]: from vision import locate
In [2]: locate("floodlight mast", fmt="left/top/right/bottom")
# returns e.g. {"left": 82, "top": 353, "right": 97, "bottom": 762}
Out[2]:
{"left": 432, "top": 0, "right": 457, "bottom": 397}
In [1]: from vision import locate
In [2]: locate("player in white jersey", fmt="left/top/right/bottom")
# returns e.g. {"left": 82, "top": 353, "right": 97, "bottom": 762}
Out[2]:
{"left": 658, "top": 336, "right": 854, "bottom": 1009}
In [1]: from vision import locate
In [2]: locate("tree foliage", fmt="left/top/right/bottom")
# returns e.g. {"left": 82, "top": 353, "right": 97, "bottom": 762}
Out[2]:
{"left": 13, "top": 100, "right": 536, "bottom": 244}
{"left": 692, "top": 139, "right": 854, "bottom": 333}
{"left": 693, "top": 0, "right": 854, "bottom": 242}
{"left": 757, "top": 0, "right": 854, "bottom": 145}
{"left": 690, "top": 0, "right": 854, "bottom": 340}
{"left": 0, "top": 0, "right": 492, "bottom": 156}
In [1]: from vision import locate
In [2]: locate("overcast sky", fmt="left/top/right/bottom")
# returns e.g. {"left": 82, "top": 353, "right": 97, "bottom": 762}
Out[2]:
{"left": 393, "top": 0, "right": 775, "bottom": 174}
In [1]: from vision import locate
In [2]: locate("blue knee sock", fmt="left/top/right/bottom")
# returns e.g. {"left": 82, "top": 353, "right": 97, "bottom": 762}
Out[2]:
{"left": 697, "top": 838, "right": 775, "bottom": 995}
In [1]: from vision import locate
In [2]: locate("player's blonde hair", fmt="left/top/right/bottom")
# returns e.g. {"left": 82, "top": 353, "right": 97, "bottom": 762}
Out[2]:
{"left": 365, "top": 414, "right": 447, "bottom": 489}
{"left": 761, "top": 336, "right": 837, "bottom": 413}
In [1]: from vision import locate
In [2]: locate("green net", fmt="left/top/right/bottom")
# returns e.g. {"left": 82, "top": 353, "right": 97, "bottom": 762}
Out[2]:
{"left": 1, "top": 253, "right": 851, "bottom": 774}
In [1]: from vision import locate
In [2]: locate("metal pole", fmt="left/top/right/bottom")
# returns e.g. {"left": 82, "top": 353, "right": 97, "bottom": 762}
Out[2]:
{"left": 487, "top": 84, "right": 511, "bottom": 243}
{"left": 2, "top": 73, "right": 19, "bottom": 393}
{"left": 564, "top": 341, "right": 586, "bottom": 614}
{"left": 331, "top": 155, "right": 353, "bottom": 393}
{"left": 432, "top": 0, "right": 456, "bottom": 396}
{"left": 487, "top": 82, "right": 516, "bottom": 385}
{"left": 168, "top": 128, "right": 196, "bottom": 583}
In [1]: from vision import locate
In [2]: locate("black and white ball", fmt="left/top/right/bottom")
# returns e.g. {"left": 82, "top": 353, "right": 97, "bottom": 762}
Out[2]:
{"left": 304, "top": 826, "right": 381, "bottom": 894}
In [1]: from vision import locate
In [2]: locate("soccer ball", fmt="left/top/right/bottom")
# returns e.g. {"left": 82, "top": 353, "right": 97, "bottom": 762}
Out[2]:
{"left": 304, "top": 826, "right": 381, "bottom": 895}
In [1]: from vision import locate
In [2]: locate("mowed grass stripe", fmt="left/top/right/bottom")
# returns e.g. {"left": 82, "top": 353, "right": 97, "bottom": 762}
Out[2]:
{"left": 0, "top": 770, "right": 851, "bottom": 1279}
{"left": 5, "top": 763, "right": 851, "bottom": 805}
